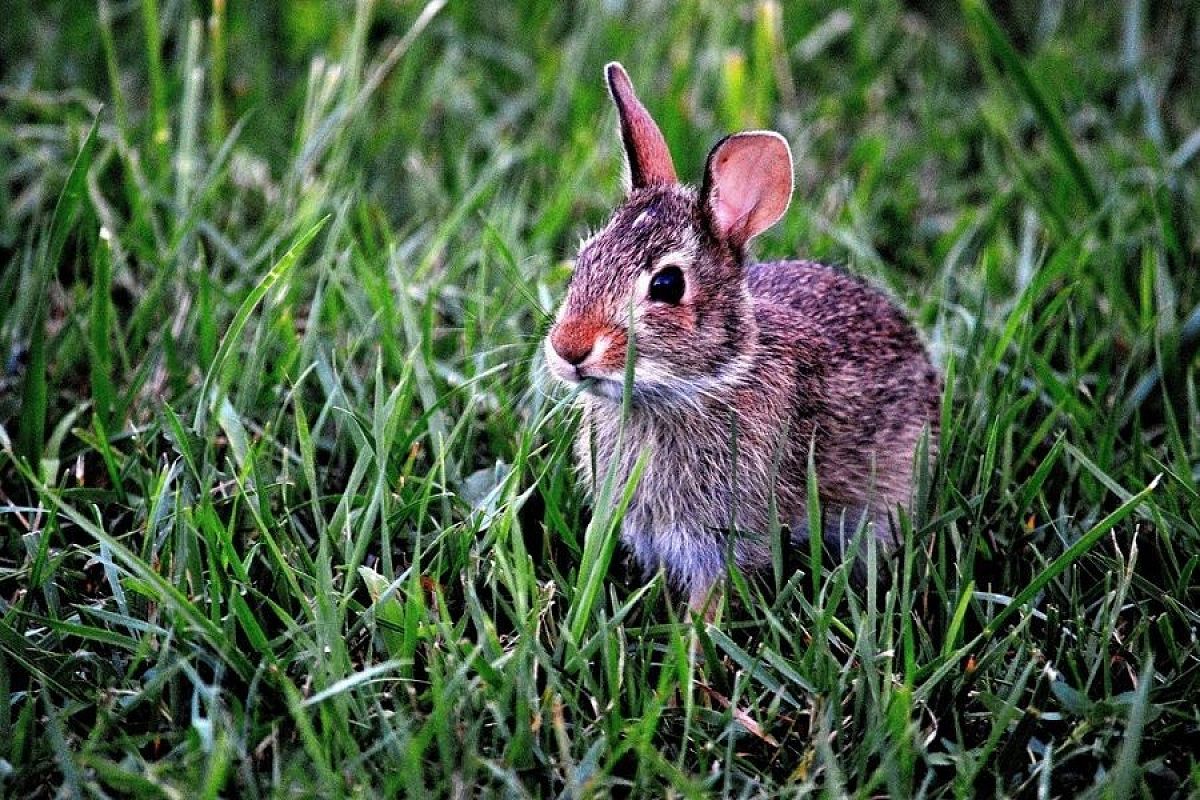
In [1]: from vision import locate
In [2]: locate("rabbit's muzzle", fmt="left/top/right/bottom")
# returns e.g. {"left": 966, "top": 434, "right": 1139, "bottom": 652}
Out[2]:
{"left": 546, "top": 317, "right": 628, "bottom": 384}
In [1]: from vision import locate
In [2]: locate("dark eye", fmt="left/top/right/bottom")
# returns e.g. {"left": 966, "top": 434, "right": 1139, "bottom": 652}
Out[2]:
{"left": 648, "top": 266, "right": 685, "bottom": 304}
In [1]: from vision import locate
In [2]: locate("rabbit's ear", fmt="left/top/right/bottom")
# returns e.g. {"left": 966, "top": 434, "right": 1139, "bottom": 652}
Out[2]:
{"left": 702, "top": 132, "right": 793, "bottom": 247}
{"left": 605, "top": 62, "right": 677, "bottom": 189}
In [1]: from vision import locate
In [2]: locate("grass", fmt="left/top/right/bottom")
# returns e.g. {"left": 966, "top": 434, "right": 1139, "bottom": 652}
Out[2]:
{"left": 1, "top": 0, "right": 1198, "bottom": 796}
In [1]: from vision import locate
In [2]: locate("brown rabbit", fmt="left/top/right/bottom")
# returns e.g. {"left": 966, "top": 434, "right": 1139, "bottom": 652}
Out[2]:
{"left": 543, "top": 62, "right": 941, "bottom": 612}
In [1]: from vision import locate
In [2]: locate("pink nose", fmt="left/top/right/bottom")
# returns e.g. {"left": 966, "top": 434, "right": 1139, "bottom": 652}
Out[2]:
{"left": 550, "top": 320, "right": 601, "bottom": 365}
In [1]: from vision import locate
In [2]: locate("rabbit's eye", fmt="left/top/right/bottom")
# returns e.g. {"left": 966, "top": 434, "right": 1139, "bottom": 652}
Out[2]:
{"left": 648, "top": 266, "right": 685, "bottom": 304}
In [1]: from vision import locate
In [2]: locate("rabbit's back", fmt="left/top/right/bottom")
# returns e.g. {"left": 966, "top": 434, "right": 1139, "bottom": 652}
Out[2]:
{"left": 749, "top": 262, "right": 924, "bottom": 357}
{"left": 748, "top": 260, "right": 941, "bottom": 525}
{"left": 749, "top": 260, "right": 937, "bottom": 396}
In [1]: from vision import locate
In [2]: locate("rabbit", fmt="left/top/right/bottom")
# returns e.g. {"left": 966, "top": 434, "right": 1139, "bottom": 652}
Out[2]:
{"left": 543, "top": 62, "right": 942, "bottom": 613}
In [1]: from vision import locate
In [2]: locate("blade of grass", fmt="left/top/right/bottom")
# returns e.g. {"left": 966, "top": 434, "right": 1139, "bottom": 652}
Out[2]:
{"left": 984, "top": 474, "right": 1160, "bottom": 637}
{"left": 193, "top": 216, "right": 327, "bottom": 431}
{"left": 18, "top": 117, "right": 100, "bottom": 468}
{"left": 962, "top": 0, "right": 1100, "bottom": 210}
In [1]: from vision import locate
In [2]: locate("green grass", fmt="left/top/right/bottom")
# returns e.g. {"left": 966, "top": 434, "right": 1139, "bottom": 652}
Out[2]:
{"left": 2, "top": 0, "right": 1198, "bottom": 796}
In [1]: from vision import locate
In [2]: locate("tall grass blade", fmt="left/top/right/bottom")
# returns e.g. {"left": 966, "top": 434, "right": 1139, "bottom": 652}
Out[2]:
{"left": 193, "top": 217, "right": 327, "bottom": 431}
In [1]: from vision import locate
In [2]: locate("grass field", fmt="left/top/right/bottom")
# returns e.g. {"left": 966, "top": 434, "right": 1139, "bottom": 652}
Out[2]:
{"left": 2, "top": 0, "right": 1199, "bottom": 796}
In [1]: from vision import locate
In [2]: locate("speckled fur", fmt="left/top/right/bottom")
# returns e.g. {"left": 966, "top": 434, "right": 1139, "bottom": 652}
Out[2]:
{"left": 549, "top": 160, "right": 940, "bottom": 606}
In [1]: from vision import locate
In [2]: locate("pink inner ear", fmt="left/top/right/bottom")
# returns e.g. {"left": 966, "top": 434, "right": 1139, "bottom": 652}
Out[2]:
{"left": 707, "top": 133, "right": 793, "bottom": 246}
{"left": 712, "top": 177, "right": 765, "bottom": 238}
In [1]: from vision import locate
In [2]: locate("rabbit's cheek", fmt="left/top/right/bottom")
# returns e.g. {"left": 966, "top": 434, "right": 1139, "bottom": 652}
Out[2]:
{"left": 651, "top": 311, "right": 692, "bottom": 344}
{"left": 642, "top": 306, "right": 697, "bottom": 337}
{"left": 592, "top": 328, "right": 629, "bottom": 373}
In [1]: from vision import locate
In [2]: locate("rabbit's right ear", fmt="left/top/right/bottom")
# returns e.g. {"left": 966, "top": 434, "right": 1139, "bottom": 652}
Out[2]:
{"left": 605, "top": 62, "right": 677, "bottom": 189}
{"left": 701, "top": 132, "right": 794, "bottom": 248}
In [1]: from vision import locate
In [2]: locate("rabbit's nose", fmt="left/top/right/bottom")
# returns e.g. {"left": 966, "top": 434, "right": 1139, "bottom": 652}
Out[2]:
{"left": 550, "top": 322, "right": 600, "bottom": 366}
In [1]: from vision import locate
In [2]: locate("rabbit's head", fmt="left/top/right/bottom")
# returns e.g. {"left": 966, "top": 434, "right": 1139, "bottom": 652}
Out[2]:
{"left": 545, "top": 63, "right": 794, "bottom": 404}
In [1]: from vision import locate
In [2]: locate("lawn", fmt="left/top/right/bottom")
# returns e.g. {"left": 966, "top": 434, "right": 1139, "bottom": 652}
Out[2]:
{"left": 1, "top": 0, "right": 1198, "bottom": 796}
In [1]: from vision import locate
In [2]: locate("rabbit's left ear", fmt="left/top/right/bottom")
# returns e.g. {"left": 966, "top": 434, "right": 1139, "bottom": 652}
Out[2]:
{"left": 701, "top": 132, "right": 793, "bottom": 247}
{"left": 606, "top": 62, "right": 677, "bottom": 189}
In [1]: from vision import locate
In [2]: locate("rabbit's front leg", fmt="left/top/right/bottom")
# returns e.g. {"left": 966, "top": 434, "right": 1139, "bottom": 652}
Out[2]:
{"left": 687, "top": 579, "right": 722, "bottom": 622}
{"left": 623, "top": 515, "right": 728, "bottom": 618}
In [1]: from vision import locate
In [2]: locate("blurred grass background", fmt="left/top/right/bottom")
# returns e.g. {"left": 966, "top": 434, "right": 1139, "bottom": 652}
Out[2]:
{"left": 1, "top": 0, "right": 1198, "bottom": 796}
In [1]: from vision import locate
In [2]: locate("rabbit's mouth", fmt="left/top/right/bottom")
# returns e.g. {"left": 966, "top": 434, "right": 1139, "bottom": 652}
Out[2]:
{"left": 543, "top": 344, "right": 628, "bottom": 399}
{"left": 544, "top": 330, "right": 627, "bottom": 386}
{"left": 579, "top": 376, "right": 631, "bottom": 402}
